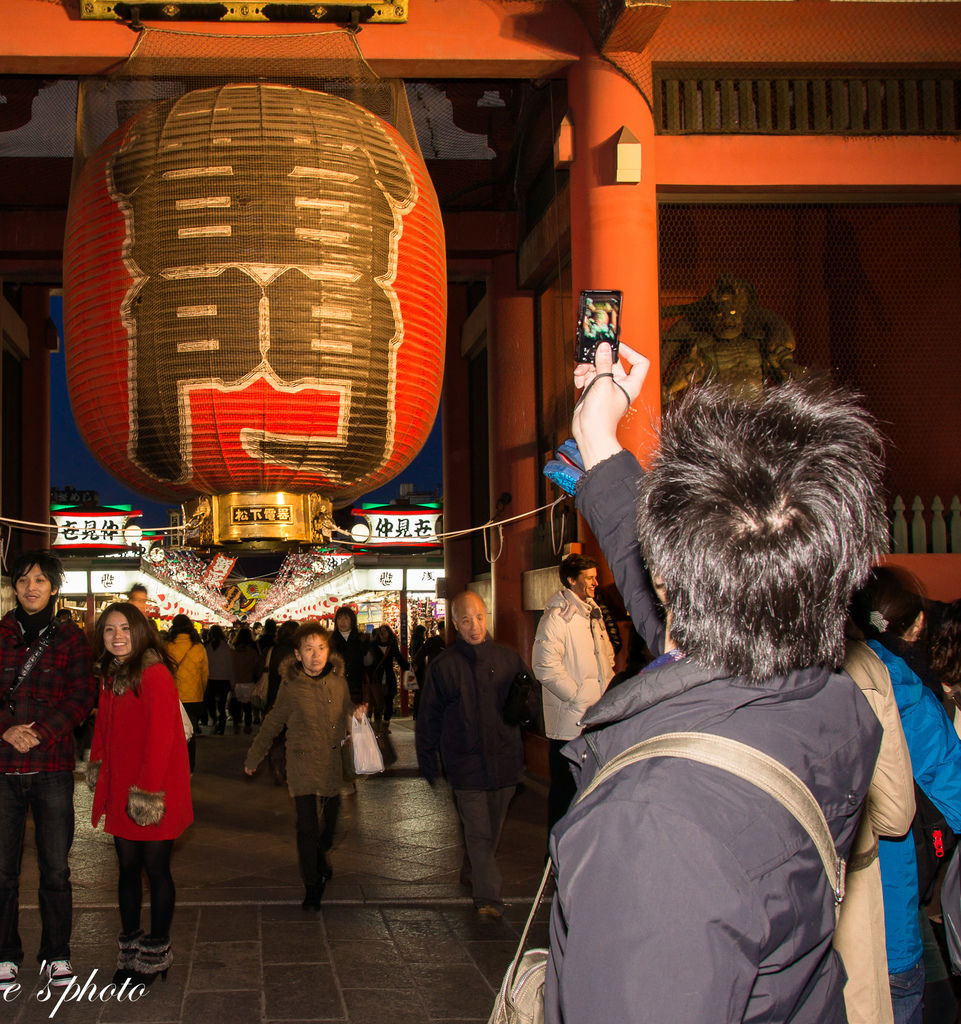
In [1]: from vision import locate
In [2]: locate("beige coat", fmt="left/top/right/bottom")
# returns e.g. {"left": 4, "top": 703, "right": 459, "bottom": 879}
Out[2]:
{"left": 244, "top": 652, "right": 353, "bottom": 798}
{"left": 834, "top": 640, "right": 915, "bottom": 1024}
{"left": 533, "top": 588, "right": 615, "bottom": 741}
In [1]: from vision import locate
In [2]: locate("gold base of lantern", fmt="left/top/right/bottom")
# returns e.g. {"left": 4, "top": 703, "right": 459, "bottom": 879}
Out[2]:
{"left": 80, "top": 1, "right": 408, "bottom": 24}
{"left": 182, "top": 492, "right": 334, "bottom": 548}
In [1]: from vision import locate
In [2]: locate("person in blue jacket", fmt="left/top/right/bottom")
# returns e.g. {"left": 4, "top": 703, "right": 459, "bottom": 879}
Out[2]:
{"left": 860, "top": 567, "right": 961, "bottom": 1024}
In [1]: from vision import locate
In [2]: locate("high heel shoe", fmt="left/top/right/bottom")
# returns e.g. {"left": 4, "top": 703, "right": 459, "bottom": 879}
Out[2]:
{"left": 131, "top": 936, "right": 172, "bottom": 983}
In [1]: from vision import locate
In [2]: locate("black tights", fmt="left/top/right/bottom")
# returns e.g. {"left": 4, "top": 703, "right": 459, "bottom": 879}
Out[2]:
{"left": 114, "top": 836, "right": 175, "bottom": 939}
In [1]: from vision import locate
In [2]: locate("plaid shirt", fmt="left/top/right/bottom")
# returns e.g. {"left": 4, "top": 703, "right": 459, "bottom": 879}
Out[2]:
{"left": 0, "top": 610, "right": 96, "bottom": 774}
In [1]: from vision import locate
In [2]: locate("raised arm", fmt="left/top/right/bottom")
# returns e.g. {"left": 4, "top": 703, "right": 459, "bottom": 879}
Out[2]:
{"left": 571, "top": 343, "right": 665, "bottom": 656}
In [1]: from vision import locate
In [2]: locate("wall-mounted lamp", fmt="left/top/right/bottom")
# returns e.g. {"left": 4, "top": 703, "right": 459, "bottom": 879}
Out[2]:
{"left": 554, "top": 112, "right": 574, "bottom": 169}
{"left": 615, "top": 126, "right": 642, "bottom": 184}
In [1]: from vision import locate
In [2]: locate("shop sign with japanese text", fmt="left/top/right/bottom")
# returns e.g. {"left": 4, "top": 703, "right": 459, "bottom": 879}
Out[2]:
{"left": 52, "top": 508, "right": 140, "bottom": 551}
{"left": 202, "top": 554, "right": 237, "bottom": 587}
{"left": 351, "top": 510, "right": 441, "bottom": 546}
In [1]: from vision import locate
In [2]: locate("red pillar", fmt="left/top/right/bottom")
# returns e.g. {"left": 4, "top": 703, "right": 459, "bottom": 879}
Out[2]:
{"left": 567, "top": 54, "right": 662, "bottom": 462}
{"left": 20, "top": 286, "right": 53, "bottom": 539}
{"left": 441, "top": 283, "right": 472, "bottom": 631}
{"left": 487, "top": 254, "right": 536, "bottom": 657}
{"left": 567, "top": 54, "right": 662, "bottom": 571}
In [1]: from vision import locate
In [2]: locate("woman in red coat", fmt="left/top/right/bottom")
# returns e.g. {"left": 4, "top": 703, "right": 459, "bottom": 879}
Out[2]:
{"left": 88, "top": 602, "right": 192, "bottom": 983}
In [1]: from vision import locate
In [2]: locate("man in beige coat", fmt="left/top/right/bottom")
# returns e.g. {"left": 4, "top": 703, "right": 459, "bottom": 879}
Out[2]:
{"left": 533, "top": 553, "right": 615, "bottom": 835}
{"left": 835, "top": 639, "right": 915, "bottom": 1024}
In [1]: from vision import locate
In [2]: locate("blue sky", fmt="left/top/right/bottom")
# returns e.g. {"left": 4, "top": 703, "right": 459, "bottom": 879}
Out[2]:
{"left": 48, "top": 296, "right": 443, "bottom": 530}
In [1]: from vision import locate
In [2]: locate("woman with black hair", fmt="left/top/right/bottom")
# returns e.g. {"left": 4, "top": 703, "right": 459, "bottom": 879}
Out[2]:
{"left": 231, "top": 627, "right": 262, "bottom": 734}
{"left": 364, "top": 623, "right": 408, "bottom": 736}
{"left": 258, "top": 618, "right": 278, "bottom": 657}
{"left": 203, "top": 625, "right": 233, "bottom": 735}
{"left": 858, "top": 568, "right": 961, "bottom": 1024}
{"left": 330, "top": 606, "right": 368, "bottom": 704}
{"left": 930, "top": 600, "right": 961, "bottom": 733}
{"left": 88, "top": 602, "right": 192, "bottom": 983}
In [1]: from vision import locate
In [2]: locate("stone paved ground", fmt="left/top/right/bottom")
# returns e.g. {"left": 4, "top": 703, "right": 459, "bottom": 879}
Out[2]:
{"left": 10, "top": 719, "right": 551, "bottom": 1023}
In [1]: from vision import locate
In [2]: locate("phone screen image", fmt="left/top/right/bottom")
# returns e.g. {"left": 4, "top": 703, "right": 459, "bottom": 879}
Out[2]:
{"left": 575, "top": 290, "right": 622, "bottom": 364}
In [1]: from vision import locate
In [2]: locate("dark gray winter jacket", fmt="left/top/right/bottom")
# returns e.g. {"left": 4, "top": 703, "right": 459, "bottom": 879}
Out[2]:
{"left": 545, "top": 450, "right": 882, "bottom": 1024}
{"left": 416, "top": 635, "right": 525, "bottom": 790}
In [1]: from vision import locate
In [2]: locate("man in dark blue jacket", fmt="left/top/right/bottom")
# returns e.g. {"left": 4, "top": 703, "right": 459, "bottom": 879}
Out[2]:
{"left": 545, "top": 345, "right": 886, "bottom": 1024}
{"left": 415, "top": 590, "right": 525, "bottom": 919}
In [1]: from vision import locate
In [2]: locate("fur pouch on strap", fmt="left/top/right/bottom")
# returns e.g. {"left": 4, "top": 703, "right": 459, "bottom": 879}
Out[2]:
{"left": 85, "top": 761, "right": 101, "bottom": 792}
{"left": 126, "top": 786, "right": 166, "bottom": 827}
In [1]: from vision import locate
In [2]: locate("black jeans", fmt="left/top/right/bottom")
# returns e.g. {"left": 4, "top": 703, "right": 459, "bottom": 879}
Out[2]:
{"left": 205, "top": 680, "right": 230, "bottom": 733}
{"left": 293, "top": 794, "right": 340, "bottom": 890}
{"left": 113, "top": 837, "right": 175, "bottom": 940}
{"left": 0, "top": 771, "right": 74, "bottom": 965}
{"left": 229, "top": 698, "right": 252, "bottom": 729}
{"left": 182, "top": 701, "right": 204, "bottom": 772}
{"left": 547, "top": 738, "right": 577, "bottom": 838}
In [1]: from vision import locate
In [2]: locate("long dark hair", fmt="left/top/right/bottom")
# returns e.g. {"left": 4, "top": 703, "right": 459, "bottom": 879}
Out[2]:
{"left": 207, "top": 624, "right": 226, "bottom": 651}
{"left": 94, "top": 602, "right": 173, "bottom": 695}
{"left": 276, "top": 620, "right": 299, "bottom": 645}
{"left": 234, "top": 626, "right": 257, "bottom": 649}
{"left": 930, "top": 600, "right": 961, "bottom": 689}
{"left": 858, "top": 565, "right": 926, "bottom": 641}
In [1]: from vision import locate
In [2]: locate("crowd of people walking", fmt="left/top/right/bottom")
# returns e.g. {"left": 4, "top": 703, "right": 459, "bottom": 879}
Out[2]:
{"left": 1, "top": 350, "right": 961, "bottom": 1023}
{"left": 0, "top": 557, "right": 441, "bottom": 993}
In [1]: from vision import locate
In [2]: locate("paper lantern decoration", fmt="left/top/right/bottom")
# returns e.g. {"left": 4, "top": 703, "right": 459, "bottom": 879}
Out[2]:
{"left": 63, "top": 84, "right": 446, "bottom": 516}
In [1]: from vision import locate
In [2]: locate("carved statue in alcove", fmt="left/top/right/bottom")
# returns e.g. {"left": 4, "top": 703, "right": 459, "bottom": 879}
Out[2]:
{"left": 660, "top": 274, "right": 797, "bottom": 403}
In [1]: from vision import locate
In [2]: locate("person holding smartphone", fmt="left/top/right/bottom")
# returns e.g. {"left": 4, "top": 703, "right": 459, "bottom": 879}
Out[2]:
{"left": 545, "top": 342, "right": 887, "bottom": 1024}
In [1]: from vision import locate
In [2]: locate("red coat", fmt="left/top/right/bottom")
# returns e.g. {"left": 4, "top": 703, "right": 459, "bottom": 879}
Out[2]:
{"left": 90, "top": 662, "right": 193, "bottom": 840}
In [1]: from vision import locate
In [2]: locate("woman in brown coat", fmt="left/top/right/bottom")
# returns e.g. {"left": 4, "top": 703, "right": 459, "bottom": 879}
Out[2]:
{"left": 244, "top": 623, "right": 365, "bottom": 910}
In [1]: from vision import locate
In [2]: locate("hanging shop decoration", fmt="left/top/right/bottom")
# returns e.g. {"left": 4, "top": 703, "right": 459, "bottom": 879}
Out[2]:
{"left": 63, "top": 83, "right": 446, "bottom": 546}
{"left": 51, "top": 506, "right": 142, "bottom": 553}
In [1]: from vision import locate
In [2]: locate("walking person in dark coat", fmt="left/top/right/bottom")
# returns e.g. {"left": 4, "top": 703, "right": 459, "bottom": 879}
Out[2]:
{"left": 263, "top": 619, "right": 298, "bottom": 786}
{"left": 364, "top": 623, "right": 408, "bottom": 735}
{"left": 330, "top": 607, "right": 368, "bottom": 705}
{"left": 416, "top": 592, "right": 526, "bottom": 919}
{"left": 544, "top": 342, "right": 887, "bottom": 1024}
{"left": 411, "top": 620, "right": 446, "bottom": 719}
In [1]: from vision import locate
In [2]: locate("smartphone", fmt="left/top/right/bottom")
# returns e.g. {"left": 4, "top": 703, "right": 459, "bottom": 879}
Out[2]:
{"left": 574, "top": 290, "right": 622, "bottom": 364}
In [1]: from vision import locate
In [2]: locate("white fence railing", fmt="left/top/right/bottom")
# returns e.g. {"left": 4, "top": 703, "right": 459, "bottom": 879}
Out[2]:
{"left": 890, "top": 496, "right": 961, "bottom": 554}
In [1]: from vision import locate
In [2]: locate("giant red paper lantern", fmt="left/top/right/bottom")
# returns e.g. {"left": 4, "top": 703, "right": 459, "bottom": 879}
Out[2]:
{"left": 63, "top": 84, "right": 446, "bottom": 517}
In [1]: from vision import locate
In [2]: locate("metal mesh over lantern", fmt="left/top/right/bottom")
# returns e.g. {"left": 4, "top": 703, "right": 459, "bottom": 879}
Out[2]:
{"left": 63, "top": 83, "right": 446, "bottom": 533}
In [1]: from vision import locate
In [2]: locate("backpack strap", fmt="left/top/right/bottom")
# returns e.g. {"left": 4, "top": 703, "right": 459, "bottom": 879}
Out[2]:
{"left": 579, "top": 731, "right": 845, "bottom": 915}
{"left": 502, "top": 730, "right": 845, "bottom": 1008}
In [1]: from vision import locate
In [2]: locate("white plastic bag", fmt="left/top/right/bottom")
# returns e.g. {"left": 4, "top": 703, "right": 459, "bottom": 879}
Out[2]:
{"left": 180, "top": 702, "right": 194, "bottom": 742}
{"left": 351, "top": 715, "right": 385, "bottom": 775}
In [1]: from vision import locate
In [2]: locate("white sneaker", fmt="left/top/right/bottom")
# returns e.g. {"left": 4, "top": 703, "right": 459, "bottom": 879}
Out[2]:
{"left": 0, "top": 961, "right": 17, "bottom": 992}
{"left": 42, "top": 959, "right": 74, "bottom": 988}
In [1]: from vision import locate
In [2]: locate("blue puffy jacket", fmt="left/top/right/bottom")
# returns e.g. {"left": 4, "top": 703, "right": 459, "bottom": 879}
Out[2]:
{"left": 872, "top": 639, "right": 961, "bottom": 973}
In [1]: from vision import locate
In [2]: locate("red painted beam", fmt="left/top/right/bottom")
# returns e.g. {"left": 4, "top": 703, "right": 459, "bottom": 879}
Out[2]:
{"left": 654, "top": 135, "right": 961, "bottom": 191}
{"left": 0, "top": 0, "right": 584, "bottom": 77}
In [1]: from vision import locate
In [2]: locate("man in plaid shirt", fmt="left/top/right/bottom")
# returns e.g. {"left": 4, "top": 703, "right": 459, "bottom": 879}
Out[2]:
{"left": 0, "top": 550, "right": 95, "bottom": 993}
